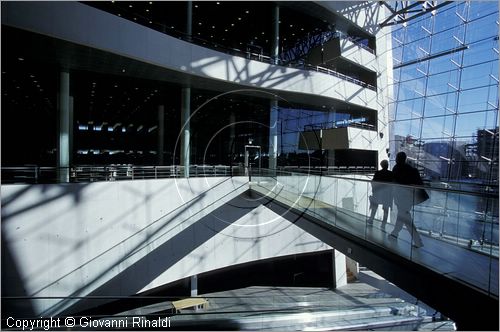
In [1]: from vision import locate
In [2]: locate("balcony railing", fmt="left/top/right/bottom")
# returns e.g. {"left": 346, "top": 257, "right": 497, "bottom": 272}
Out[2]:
{"left": 250, "top": 168, "right": 499, "bottom": 296}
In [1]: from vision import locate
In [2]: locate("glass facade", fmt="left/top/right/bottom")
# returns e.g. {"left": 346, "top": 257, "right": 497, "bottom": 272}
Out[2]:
{"left": 389, "top": 1, "right": 499, "bottom": 186}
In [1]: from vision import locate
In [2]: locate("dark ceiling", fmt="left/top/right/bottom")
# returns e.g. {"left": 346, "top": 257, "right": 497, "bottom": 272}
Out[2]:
{"left": 1, "top": 1, "right": 375, "bottom": 167}
{"left": 83, "top": 1, "right": 334, "bottom": 58}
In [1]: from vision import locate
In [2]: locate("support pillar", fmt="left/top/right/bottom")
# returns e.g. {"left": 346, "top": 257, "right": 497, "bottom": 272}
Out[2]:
{"left": 229, "top": 112, "right": 236, "bottom": 151}
{"left": 157, "top": 105, "right": 165, "bottom": 165}
{"left": 180, "top": 87, "right": 191, "bottom": 177}
{"left": 345, "top": 257, "right": 359, "bottom": 280}
{"left": 271, "top": 4, "right": 280, "bottom": 64}
{"left": 332, "top": 249, "right": 347, "bottom": 288}
{"left": 190, "top": 275, "right": 198, "bottom": 297}
{"left": 269, "top": 100, "right": 278, "bottom": 170}
{"left": 186, "top": 1, "right": 192, "bottom": 41}
{"left": 58, "top": 71, "right": 72, "bottom": 183}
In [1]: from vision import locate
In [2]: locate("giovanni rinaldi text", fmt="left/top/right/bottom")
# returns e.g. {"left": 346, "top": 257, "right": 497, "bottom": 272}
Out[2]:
{"left": 6, "top": 316, "right": 172, "bottom": 330}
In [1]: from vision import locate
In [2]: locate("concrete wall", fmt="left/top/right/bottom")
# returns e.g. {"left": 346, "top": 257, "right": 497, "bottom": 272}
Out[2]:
{"left": 2, "top": 177, "right": 331, "bottom": 316}
{"left": 1, "top": 1, "right": 377, "bottom": 110}
{"left": 316, "top": 1, "right": 393, "bottom": 166}
{"left": 339, "top": 38, "right": 377, "bottom": 71}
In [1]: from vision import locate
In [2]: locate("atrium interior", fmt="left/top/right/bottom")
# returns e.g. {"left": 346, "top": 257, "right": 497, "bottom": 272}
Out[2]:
{"left": 1, "top": 1, "right": 498, "bottom": 330}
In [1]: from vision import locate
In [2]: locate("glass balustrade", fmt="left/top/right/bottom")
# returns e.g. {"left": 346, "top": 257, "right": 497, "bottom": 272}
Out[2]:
{"left": 250, "top": 168, "right": 499, "bottom": 297}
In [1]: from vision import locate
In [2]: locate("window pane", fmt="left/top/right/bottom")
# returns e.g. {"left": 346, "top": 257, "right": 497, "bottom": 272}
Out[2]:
{"left": 455, "top": 110, "right": 498, "bottom": 137}
{"left": 421, "top": 115, "right": 456, "bottom": 139}
{"left": 458, "top": 87, "right": 491, "bottom": 113}
{"left": 395, "top": 98, "right": 423, "bottom": 120}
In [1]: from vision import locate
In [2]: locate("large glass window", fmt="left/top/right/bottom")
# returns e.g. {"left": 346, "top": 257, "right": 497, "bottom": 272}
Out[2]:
{"left": 389, "top": 1, "right": 499, "bottom": 187}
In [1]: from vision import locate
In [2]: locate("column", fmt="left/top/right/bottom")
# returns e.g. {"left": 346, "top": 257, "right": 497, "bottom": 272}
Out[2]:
{"left": 180, "top": 87, "right": 191, "bottom": 177}
{"left": 271, "top": 4, "right": 280, "bottom": 64}
{"left": 157, "top": 105, "right": 165, "bottom": 165}
{"left": 269, "top": 100, "right": 278, "bottom": 170}
{"left": 345, "top": 257, "right": 359, "bottom": 281}
{"left": 190, "top": 275, "right": 198, "bottom": 297}
{"left": 58, "top": 71, "right": 72, "bottom": 183}
{"left": 332, "top": 249, "right": 347, "bottom": 288}
{"left": 186, "top": 1, "right": 192, "bottom": 41}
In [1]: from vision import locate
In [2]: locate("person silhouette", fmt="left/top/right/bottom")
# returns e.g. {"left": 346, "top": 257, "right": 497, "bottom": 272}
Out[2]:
{"left": 367, "top": 159, "right": 393, "bottom": 230}
{"left": 389, "top": 152, "right": 424, "bottom": 248}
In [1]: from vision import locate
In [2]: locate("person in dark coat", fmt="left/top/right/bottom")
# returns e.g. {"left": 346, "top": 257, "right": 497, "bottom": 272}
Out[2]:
{"left": 389, "top": 151, "right": 424, "bottom": 248}
{"left": 367, "top": 159, "right": 393, "bottom": 230}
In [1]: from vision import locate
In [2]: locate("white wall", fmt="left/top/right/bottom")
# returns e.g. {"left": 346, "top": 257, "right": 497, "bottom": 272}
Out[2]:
{"left": 339, "top": 38, "right": 377, "bottom": 71}
{"left": 1, "top": 1, "right": 377, "bottom": 110}
{"left": 315, "top": 1, "right": 393, "bottom": 166}
{"left": 2, "top": 177, "right": 330, "bottom": 316}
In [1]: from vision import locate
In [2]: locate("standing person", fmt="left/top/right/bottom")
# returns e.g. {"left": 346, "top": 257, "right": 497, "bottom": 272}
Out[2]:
{"left": 390, "top": 152, "right": 424, "bottom": 248}
{"left": 367, "top": 159, "right": 393, "bottom": 230}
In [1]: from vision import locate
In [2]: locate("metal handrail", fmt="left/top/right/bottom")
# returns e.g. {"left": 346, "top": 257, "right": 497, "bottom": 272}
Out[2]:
{"left": 257, "top": 167, "right": 499, "bottom": 198}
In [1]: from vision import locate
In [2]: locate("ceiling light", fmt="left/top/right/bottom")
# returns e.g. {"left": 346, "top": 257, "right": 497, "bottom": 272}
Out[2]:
{"left": 149, "top": 1, "right": 152, "bottom": 4}
{"left": 17, "top": 57, "right": 24, "bottom": 61}
{"left": 118, "top": 13, "right": 121, "bottom": 16}
{"left": 224, "top": 29, "right": 228, "bottom": 32}
{"left": 216, "top": 1, "right": 220, "bottom": 4}
{"left": 231, "top": 23, "right": 234, "bottom": 26}
{"left": 289, "top": 24, "right": 293, "bottom": 27}
{"left": 129, "top": 4, "right": 132, "bottom": 7}
{"left": 149, "top": 21, "right": 152, "bottom": 23}
{"left": 195, "top": 4, "right": 198, "bottom": 8}
{"left": 30, "top": 74, "right": 35, "bottom": 78}
{"left": 212, "top": 25, "right": 215, "bottom": 28}
{"left": 198, "top": 22, "right": 202, "bottom": 25}
{"left": 122, "top": 69, "right": 126, "bottom": 73}
{"left": 261, "top": 32, "right": 265, "bottom": 35}
{"left": 238, "top": 17, "right": 241, "bottom": 20}
{"left": 133, "top": 17, "right": 137, "bottom": 20}
{"left": 245, "top": 10, "right": 249, "bottom": 13}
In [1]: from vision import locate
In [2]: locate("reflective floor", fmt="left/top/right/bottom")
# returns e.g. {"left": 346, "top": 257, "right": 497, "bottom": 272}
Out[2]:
{"left": 121, "top": 284, "right": 450, "bottom": 331}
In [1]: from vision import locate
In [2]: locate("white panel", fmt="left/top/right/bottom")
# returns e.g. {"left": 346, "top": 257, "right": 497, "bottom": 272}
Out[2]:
{"left": 2, "top": 176, "right": 331, "bottom": 316}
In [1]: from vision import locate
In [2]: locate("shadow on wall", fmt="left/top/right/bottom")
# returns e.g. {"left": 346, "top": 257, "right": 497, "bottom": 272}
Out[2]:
{"left": 55, "top": 190, "right": 265, "bottom": 316}
{"left": 1, "top": 183, "right": 91, "bottom": 318}
{"left": 1, "top": 231, "right": 36, "bottom": 318}
{"left": 1, "top": 178, "right": 245, "bottom": 318}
